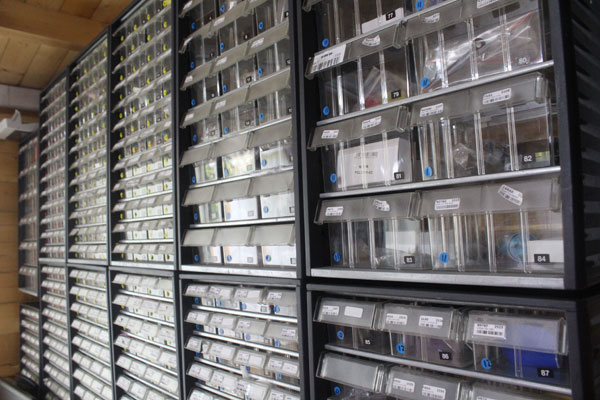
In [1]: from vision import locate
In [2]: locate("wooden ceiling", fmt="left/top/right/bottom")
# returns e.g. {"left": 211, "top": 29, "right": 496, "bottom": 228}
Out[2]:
{"left": 0, "top": 0, "right": 132, "bottom": 90}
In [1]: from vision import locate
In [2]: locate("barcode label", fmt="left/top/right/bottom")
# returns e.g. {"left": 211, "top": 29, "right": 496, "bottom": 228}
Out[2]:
{"left": 267, "top": 292, "right": 282, "bottom": 300}
{"left": 215, "top": 100, "right": 226, "bottom": 110}
{"left": 477, "top": 0, "right": 499, "bottom": 8}
{"left": 420, "top": 103, "right": 444, "bottom": 117}
{"left": 325, "top": 206, "right": 343, "bottom": 217}
{"left": 392, "top": 378, "right": 415, "bottom": 393}
{"left": 322, "top": 305, "right": 340, "bottom": 316}
{"left": 281, "top": 328, "right": 296, "bottom": 338}
{"left": 361, "top": 115, "right": 382, "bottom": 129}
{"left": 419, "top": 315, "right": 444, "bottom": 329}
{"left": 424, "top": 13, "right": 440, "bottom": 23}
{"left": 344, "top": 306, "right": 364, "bottom": 318}
{"left": 362, "top": 35, "right": 381, "bottom": 47}
{"left": 434, "top": 198, "right": 460, "bottom": 211}
{"left": 321, "top": 129, "right": 339, "bottom": 139}
{"left": 216, "top": 56, "right": 228, "bottom": 66}
{"left": 310, "top": 44, "right": 347, "bottom": 73}
{"left": 373, "top": 199, "right": 390, "bottom": 212}
{"left": 385, "top": 313, "right": 408, "bottom": 326}
{"left": 497, "top": 184, "right": 523, "bottom": 206}
{"left": 422, "top": 384, "right": 446, "bottom": 400}
{"left": 473, "top": 322, "right": 506, "bottom": 339}
{"left": 483, "top": 88, "right": 512, "bottom": 104}
{"left": 251, "top": 37, "right": 265, "bottom": 48}
{"left": 214, "top": 16, "right": 225, "bottom": 26}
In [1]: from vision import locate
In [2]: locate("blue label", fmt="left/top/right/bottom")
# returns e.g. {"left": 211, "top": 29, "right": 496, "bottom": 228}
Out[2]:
{"left": 420, "top": 77, "right": 430, "bottom": 88}
{"left": 424, "top": 166, "right": 433, "bottom": 177}
{"left": 190, "top": 61, "right": 195, "bottom": 69}
{"left": 224, "top": 127, "right": 229, "bottom": 134}
{"left": 337, "top": 330, "right": 344, "bottom": 340}
{"left": 274, "top": 339, "right": 280, "bottom": 347}
{"left": 193, "top": 213, "right": 199, "bottom": 220}
{"left": 225, "top": 213, "right": 231, "bottom": 219}
{"left": 259, "top": 113, "right": 265, "bottom": 121}
{"left": 416, "top": 0, "right": 424, "bottom": 10}
{"left": 274, "top": 305, "right": 280, "bottom": 313}
{"left": 191, "top": 176, "right": 196, "bottom": 184}
{"left": 276, "top": 373, "right": 282, "bottom": 380}
{"left": 191, "top": 99, "right": 196, "bottom": 106}
{"left": 194, "top": 297, "right": 199, "bottom": 304}
{"left": 220, "top": 4, "right": 226, "bottom": 12}
{"left": 334, "top": 386, "right": 341, "bottom": 396}
{"left": 195, "top": 324, "right": 200, "bottom": 330}
{"left": 322, "top": 38, "right": 330, "bottom": 48}
{"left": 191, "top": 22, "right": 196, "bottom": 30}
{"left": 481, "top": 358, "right": 493, "bottom": 370}
{"left": 323, "top": 106, "right": 330, "bottom": 116}
{"left": 258, "top": 21, "right": 264, "bottom": 30}
{"left": 261, "top": 159, "right": 267, "bottom": 167}
{"left": 246, "top": 366, "right": 250, "bottom": 372}
{"left": 440, "top": 252, "right": 449, "bottom": 263}
{"left": 224, "top": 169, "right": 229, "bottom": 177}
{"left": 258, "top": 68, "right": 263, "bottom": 76}
{"left": 220, "top": 42, "right": 225, "bottom": 50}
{"left": 265, "top": 255, "right": 271, "bottom": 262}
{"left": 263, "top": 206, "right": 269, "bottom": 214}
{"left": 223, "top": 84, "right": 227, "bottom": 93}
{"left": 226, "top": 255, "right": 232, "bottom": 261}
{"left": 330, "top": 173, "right": 337, "bottom": 183}
{"left": 216, "top": 300, "right": 221, "bottom": 306}
{"left": 396, "top": 343, "right": 405, "bottom": 354}
{"left": 192, "top": 134, "right": 197, "bottom": 143}
{"left": 219, "top": 328, "right": 223, "bottom": 335}
{"left": 333, "top": 252, "right": 341, "bottom": 262}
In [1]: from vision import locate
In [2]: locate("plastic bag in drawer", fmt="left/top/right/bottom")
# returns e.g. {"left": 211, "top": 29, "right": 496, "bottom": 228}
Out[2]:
{"left": 317, "top": 352, "right": 385, "bottom": 393}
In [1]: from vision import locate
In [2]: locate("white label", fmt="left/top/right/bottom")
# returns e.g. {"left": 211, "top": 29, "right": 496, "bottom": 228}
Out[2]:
{"left": 310, "top": 44, "right": 347, "bottom": 73}
{"left": 321, "top": 305, "right": 340, "bottom": 316}
{"left": 214, "top": 16, "right": 225, "bottom": 26}
{"left": 361, "top": 115, "right": 382, "bottom": 130}
{"left": 267, "top": 292, "right": 282, "bottom": 300}
{"left": 483, "top": 88, "right": 512, "bottom": 105}
{"left": 215, "top": 100, "right": 227, "bottom": 110}
{"left": 362, "top": 35, "right": 381, "bottom": 47}
{"left": 473, "top": 322, "right": 507, "bottom": 339}
{"left": 419, "top": 315, "right": 444, "bottom": 329}
{"left": 216, "top": 56, "right": 228, "bottom": 67}
{"left": 476, "top": 397, "right": 496, "bottom": 400}
{"left": 424, "top": 13, "right": 440, "bottom": 23}
{"left": 422, "top": 384, "right": 446, "bottom": 400}
{"left": 392, "top": 378, "right": 415, "bottom": 393}
{"left": 282, "top": 362, "right": 299, "bottom": 375}
{"left": 420, "top": 103, "right": 444, "bottom": 117}
{"left": 434, "top": 198, "right": 460, "bottom": 211}
{"left": 251, "top": 37, "right": 265, "bottom": 48}
{"left": 373, "top": 199, "right": 390, "bottom": 212}
{"left": 184, "top": 113, "right": 193, "bottom": 122}
{"left": 183, "top": 0, "right": 193, "bottom": 10}
{"left": 281, "top": 328, "right": 296, "bottom": 338}
{"left": 184, "top": 75, "right": 193, "bottom": 84}
{"left": 325, "top": 206, "right": 343, "bottom": 217}
{"left": 477, "top": 0, "right": 499, "bottom": 8}
{"left": 385, "top": 313, "right": 408, "bottom": 326}
{"left": 497, "top": 184, "right": 523, "bottom": 206}
{"left": 362, "top": 8, "right": 404, "bottom": 34}
{"left": 344, "top": 306, "right": 364, "bottom": 319}
{"left": 321, "top": 129, "right": 339, "bottom": 139}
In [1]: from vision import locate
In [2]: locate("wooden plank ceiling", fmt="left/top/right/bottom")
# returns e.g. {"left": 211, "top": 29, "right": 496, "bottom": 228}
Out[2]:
{"left": 0, "top": 0, "right": 131, "bottom": 90}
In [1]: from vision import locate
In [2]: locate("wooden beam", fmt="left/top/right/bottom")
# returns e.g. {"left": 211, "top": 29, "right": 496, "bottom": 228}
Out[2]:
{"left": 0, "top": 0, "right": 106, "bottom": 50}
{"left": 91, "top": 0, "right": 131, "bottom": 24}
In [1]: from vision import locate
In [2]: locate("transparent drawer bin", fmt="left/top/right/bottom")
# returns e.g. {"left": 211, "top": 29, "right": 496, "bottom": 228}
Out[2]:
{"left": 317, "top": 352, "right": 385, "bottom": 394}
{"left": 470, "top": 383, "right": 551, "bottom": 400}
{"left": 413, "top": 73, "right": 555, "bottom": 182}
{"left": 377, "top": 304, "right": 472, "bottom": 367}
{"left": 466, "top": 311, "right": 569, "bottom": 385}
{"left": 384, "top": 366, "right": 467, "bottom": 400}
{"left": 419, "top": 177, "right": 563, "bottom": 274}
{"left": 309, "top": 29, "right": 411, "bottom": 120}
{"left": 309, "top": 106, "right": 413, "bottom": 192}
{"left": 183, "top": 169, "right": 295, "bottom": 224}
{"left": 316, "top": 298, "right": 389, "bottom": 354}
{"left": 316, "top": 193, "right": 421, "bottom": 270}
{"left": 182, "top": 223, "right": 296, "bottom": 268}
{"left": 409, "top": 0, "right": 546, "bottom": 94}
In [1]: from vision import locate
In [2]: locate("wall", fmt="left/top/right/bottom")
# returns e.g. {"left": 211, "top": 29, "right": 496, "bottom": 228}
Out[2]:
{"left": 0, "top": 139, "right": 36, "bottom": 377}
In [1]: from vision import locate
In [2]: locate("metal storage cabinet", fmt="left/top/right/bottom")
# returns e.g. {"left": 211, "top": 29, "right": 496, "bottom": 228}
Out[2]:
{"left": 293, "top": 0, "right": 600, "bottom": 290}
{"left": 67, "top": 33, "right": 111, "bottom": 266}
{"left": 108, "top": 0, "right": 179, "bottom": 271}
{"left": 19, "top": 303, "right": 41, "bottom": 393}
{"left": 179, "top": 274, "right": 308, "bottom": 400}
{"left": 39, "top": 73, "right": 68, "bottom": 264}
{"left": 108, "top": 267, "right": 184, "bottom": 400}
{"left": 306, "top": 284, "right": 599, "bottom": 400}
{"left": 176, "top": 0, "right": 306, "bottom": 280}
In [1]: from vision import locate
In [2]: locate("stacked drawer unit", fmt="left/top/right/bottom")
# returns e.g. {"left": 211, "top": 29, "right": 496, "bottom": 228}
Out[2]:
{"left": 68, "top": 266, "right": 114, "bottom": 400}
{"left": 178, "top": 0, "right": 299, "bottom": 278}
{"left": 110, "top": 0, "right": 177, "bottom": 268}
{"left": 299, "top": 0, "right": 572, "bottom": 289}
{"left": 39, "top": 76, "right": 68, "bottom": 262}
{"left": 68, "top": 37, "right": 110, "bottom": 263}
{"left": 308, "top": 285, "right": 599, "bottom": 399}
{"left": 19, "top": 136, "right": 40, "bottom": 295}
{"left": 110, "top": 269, "right": 182, "bottom": 400}
{"left": 180, "top": 276, "right": 304, "bottom": 400}
{"left": 20, "top": 304, "right": 41, "bottom": 386}
{"left": 40, "top": 265, "right": 71, "bottom": 399}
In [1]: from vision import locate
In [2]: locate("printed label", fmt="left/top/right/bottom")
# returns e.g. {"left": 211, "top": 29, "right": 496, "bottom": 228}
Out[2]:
{"left": 281, "top": 328, "right": 296, "bottom": 338}
{"left": 215, "top": 100, "right": 227, "bottom": 110}
{"left": 214, "top": 16, "right": 225, "bottom": 26}
{"left": 419, "top": 315, "right": 444, "bottom": 329}
{"left": 184, "top": 75, "right": 193, "bottom": 83}
{"left": 310, "top": 44, "right": 347, "bottom": 73}
{"left": 361, "top": 115, "right": 382, "bottom": 130}
{"left": 422, "top": 384, "right": 446, "bottom": 400}
{"left": 344, "top": 306, "right": 364, "bottom": 318}
{"left": 325, "top": 206, "right": 344, "bottom": 217}
{"left": 373, "top": 199, "right": 390, "bottom": 212}
{"left": 183, "top": 0, "right": 192, "bottom": 9}
{"left": 282, "top": 362, "right": 299, "bottom": 375}
{"left": 497, "top": 184, "right": 523, "bottom": 206}
{"left": 267, "top": 292, "right": 282, "bottom": 300}
{"left": 434, "top": 198, "right": 460, "bottom": 211}
{"left": 321, "top": 129, "right": 339, "bottom": 139}
{"left": 362, "top": 35, "right": 381, "bottom": 47}
{"left": 473, "top": 322, "right": 507, "bottom": 339}
{"left": 476, "top": 397, "right": 496, "bottom": 400}
{"left": 321, "top": 305, "right": 340, "bottom": 316}
{"left": 251, "top": 37, "right": 265, "bottom": 49}
{"left": 385, "top": 313, "right": 408, "bottom": 326}
{"left": 424, "top": 13, "right": 440, "bottom": 23}
{"left": 216, "top": 56, "right": 228, "bottom": 66}
{"left": 362, "top": 8, "right": 404, "bottom": 34}
{"left": 477, "top": 0, "right": 499, "bottom": 8}
{"left": 483, "top": 88, "right": 512, "bottom": 104}
{"left": 392, "top": 378, "right": 415, "bottom": 393}
{"left": 419, "top": 103, "right": 444, "bottom": 117}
